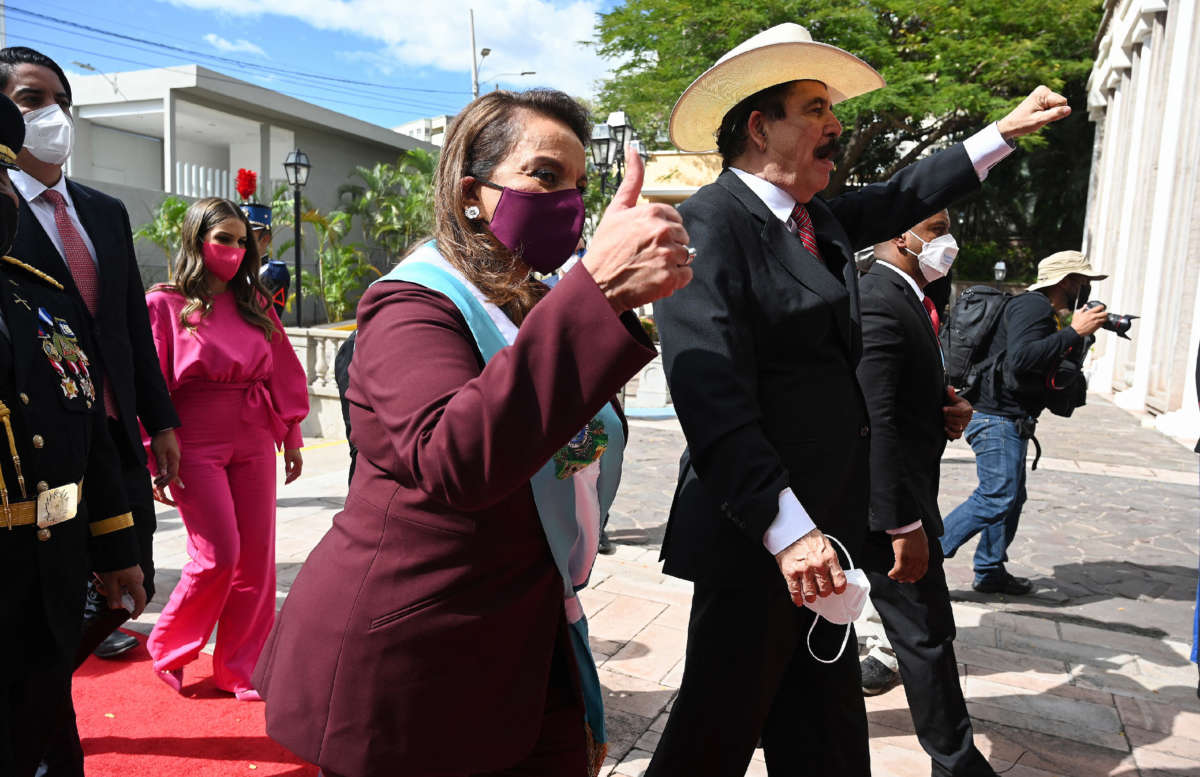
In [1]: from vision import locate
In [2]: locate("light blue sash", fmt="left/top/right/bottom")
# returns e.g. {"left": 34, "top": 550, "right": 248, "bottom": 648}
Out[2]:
{"left": 377, "top": 242, "right": 622, "bottom": 746}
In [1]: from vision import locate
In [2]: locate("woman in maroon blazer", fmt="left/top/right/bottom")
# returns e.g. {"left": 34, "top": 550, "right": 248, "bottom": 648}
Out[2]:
{"left": 253, "top": 90, "right": 693, "bottom": 777}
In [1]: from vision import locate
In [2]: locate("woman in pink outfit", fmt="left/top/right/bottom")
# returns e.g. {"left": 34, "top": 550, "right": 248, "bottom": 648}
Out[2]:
{"left": 145, "top": 197, "right": 309, "bottom": 700}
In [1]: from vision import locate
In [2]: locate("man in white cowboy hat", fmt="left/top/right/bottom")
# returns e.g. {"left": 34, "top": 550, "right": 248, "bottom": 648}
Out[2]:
{"left": 650, "top": 22, "right": 1071, "bottom": 776}
{"left": 939, "top": 251, "right": 1109, "bottom": 597}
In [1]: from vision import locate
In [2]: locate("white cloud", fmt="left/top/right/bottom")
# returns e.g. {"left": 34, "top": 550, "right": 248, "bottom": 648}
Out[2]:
{"left": 170, "top": 0, "right": 610, "bottom": 100}
{"left": 203, "top": 33, "right": 270, "bottom": 57}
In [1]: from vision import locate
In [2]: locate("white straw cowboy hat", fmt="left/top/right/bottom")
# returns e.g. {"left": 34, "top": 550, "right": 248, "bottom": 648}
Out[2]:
{"left": 669, "top": 23, "right": 885, "bottom": 152}
{"left": 1027, "top": 250, "right": 1108, "bottom": 291}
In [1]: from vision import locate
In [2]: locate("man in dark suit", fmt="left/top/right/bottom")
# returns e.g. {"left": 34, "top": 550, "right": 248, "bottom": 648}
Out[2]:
{"left": 648, "top": 23, "right": 1072, "bottom": 776}
{"left": 856, "top": 210, "right": 996, "bottom": 775}
{"left": 1, "top": 47, "right": 179, "bottom": 662}
{"left": 0, "top": 92, "right": 147, "bottom": 777}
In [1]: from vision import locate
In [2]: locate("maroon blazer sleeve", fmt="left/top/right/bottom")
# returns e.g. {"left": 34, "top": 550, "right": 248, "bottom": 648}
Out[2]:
{"left": 349, "top": 262, "right": 655, "bottom": 511}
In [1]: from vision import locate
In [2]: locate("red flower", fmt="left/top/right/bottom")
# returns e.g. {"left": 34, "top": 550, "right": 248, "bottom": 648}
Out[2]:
{"left": 236, "top": 168, "right": 258, "bottom": 202}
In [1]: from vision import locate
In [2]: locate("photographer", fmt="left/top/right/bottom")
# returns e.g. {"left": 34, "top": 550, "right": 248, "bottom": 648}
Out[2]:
{"left": 940, "top": 251, "right": 1109, "bottom": 594}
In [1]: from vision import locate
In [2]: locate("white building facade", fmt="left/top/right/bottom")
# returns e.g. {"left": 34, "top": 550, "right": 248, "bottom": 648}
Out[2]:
{"left": 67, "top": 66, "right": 435, "bottom": 285}
{"left": 1082, "top": 0, "right": 1200, "bottom": 440}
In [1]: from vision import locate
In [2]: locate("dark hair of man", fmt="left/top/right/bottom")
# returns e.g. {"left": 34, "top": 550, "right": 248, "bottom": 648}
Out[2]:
{"left": 153, "top": 197, "right": 277, "bottom": 339}
{"left": 716, "top": 80, "right": 796, "bottom": 168}
{"left": 431, "top": 88, "right": 590, "bottom": 324}
{"left": 0, "top": 47, "right": 73, "bottom": 105}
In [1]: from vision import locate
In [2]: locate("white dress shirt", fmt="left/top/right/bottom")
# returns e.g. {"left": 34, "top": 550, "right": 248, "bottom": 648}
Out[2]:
{"left": 11, "top": 169, "right": 101, "bottom": 272}
{"left": 731, "top": 123, "right": 1014, "bottom": 555}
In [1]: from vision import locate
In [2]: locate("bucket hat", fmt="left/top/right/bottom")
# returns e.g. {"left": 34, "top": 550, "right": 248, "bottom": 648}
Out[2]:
{"left": 1027, "top": 250, "right": 1107, "bottom": 291}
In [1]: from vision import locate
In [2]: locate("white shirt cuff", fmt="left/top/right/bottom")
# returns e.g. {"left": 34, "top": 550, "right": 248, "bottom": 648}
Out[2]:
{"left": 962, "top": 122, "right": 1015, "bottom": 181}
{"left": 763, "top": 488, "right": 818, "bottom": 555}
{"left": 886, "top": 520, "right": 924, "bottom": 536}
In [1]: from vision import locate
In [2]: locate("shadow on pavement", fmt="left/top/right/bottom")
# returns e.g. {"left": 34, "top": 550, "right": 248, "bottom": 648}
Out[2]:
{"left": 868, "top": 608, "right": 1200, "bottom": 776}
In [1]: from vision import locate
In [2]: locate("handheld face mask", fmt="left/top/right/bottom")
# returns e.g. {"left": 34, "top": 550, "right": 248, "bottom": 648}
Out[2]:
{"left": 906, "top": 230, "right": 959, "bottom": 284}
{"left": 803, "top": 534, "right": 871, "bottom": 665}
{"left": 22, "top": 104, "right": 75, "bottom": 166}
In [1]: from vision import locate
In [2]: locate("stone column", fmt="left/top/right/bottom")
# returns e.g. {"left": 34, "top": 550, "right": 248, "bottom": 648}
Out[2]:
{"left": 163, "top": 91, "right": 177, "bottom": 195}
{"left": 1117, "top": 4, "right": 1192, "bottom": 410}
{"left": 259, "top": 122, "right": 272, "bottom": 201}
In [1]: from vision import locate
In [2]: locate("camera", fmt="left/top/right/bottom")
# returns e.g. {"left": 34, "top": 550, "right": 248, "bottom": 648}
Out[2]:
{"left": 1084, "top": 300, "right": 1138, "bottom": 339}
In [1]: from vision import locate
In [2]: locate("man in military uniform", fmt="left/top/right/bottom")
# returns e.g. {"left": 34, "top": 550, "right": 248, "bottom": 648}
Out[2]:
{"left": 242, "top": 199, "right": 290, "bottom": 318}
{"left": 0, "top": 94, "right": 146, "bottom": 776}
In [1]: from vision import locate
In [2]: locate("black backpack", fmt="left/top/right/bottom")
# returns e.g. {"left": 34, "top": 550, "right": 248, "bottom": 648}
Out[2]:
{"left": 939, "top": 285, "right": 1012, "bottom": 401}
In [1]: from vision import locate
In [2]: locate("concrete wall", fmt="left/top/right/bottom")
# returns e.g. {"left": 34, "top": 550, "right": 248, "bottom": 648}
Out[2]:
{"left": 78, "top": 124, "right": 163, "bottom": 191}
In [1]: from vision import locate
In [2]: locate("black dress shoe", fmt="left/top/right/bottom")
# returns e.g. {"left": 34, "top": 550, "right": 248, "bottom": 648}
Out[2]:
{"left": 94, "top": 630, "right": 139, "bottom": 659}
{"left": 860, "top": 655, "right": 899, "bottom": 695}
{"left": 597, "top": 529, "right": 615, "bottom": 556}
{"left": 972, "top": 574, "right": 1033, "bottom": 595}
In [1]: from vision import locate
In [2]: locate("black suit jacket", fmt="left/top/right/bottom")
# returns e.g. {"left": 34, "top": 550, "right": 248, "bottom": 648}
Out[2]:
{"left": 0, "top": 257, "right": 139, "bottom": 667}
{"left": 856, "top": 262, "right": 948, "bottom": 537}
{"left": 655, "top": 145, "right": 978, "bottom": 584}
{"left": 14, "top": 179, "right": 178, "bottom": 461}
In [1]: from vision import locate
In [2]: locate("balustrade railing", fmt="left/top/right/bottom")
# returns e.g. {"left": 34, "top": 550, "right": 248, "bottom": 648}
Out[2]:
{"left": 285, "top": 326, "right": 354, "bottom": 439}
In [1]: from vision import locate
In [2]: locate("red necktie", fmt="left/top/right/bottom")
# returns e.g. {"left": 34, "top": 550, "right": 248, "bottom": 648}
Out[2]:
{"left": 923, "top": 296, "right": 940, "bottom": 334}
{"left": 41, "top": 188, "right": 118, "bottom": 418}
{"left": 788, "top": 203, "right": 823, "bottom": 262}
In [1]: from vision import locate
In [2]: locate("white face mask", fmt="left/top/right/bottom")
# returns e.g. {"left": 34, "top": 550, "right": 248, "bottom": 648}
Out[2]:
{"left": 803, "top": 534, "right": 871, "bottom": 665}
{"left": 23, "top": 104, "right": 75, "bottom": 166}
{"left": 906, "top": 230, "right": 959, "bottom": 284}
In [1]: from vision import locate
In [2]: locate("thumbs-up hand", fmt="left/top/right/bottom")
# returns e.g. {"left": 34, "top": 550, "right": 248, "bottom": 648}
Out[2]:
{"left": 584, "top": 144, "right": 693, "bottom": 313}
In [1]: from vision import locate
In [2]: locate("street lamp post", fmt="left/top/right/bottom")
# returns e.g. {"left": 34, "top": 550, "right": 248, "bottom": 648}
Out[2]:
{"left": 469, "top": 10, "right": 491, "bottom": 99}
{"left": 589, "top": 112, "right": 637, "bottom": 198}
{"left": 490, "top": 71, "right": 536, "bottom": 91}
{"left": 589, "top": 124, "right": 613, "bottom": 198}
{"left": 993, "top": 260, "right": 1008, "bottom": 282}
{"left": 283, "top": 148, "right": 311, "bottom": 327}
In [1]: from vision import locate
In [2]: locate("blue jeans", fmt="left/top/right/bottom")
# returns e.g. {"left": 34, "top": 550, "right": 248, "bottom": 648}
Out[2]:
{"left": 939, "top": 412, "right": 1029, "bottom": 585}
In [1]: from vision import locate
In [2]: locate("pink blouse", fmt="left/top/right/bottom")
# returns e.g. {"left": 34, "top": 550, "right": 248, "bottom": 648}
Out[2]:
{"left": 145, "top": 288, "right": 309, "bottom": 450}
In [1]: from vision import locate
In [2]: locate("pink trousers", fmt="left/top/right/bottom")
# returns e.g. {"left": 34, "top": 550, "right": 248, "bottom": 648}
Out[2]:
{"left": 147, "top": 385, "right": 278, "bottom": 694}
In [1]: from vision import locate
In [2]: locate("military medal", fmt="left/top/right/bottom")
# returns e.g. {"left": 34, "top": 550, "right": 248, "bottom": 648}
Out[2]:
{"left": 54, "top": 317, "right": 95, "bottom": 401}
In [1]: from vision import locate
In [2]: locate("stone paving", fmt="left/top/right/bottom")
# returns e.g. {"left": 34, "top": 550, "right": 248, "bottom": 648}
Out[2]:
{"left": 125, "top": 394, "right": 1200, "bottom": 776}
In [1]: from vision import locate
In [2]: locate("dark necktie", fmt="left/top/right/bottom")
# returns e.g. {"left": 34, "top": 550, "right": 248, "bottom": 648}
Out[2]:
{"left": 788, "top": 203, "right": 823, "bottom": 262}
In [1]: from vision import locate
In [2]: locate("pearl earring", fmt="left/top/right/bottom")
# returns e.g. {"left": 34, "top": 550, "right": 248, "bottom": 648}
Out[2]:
{"left": 464, "top": 205, "right": 481, "bottom": 219}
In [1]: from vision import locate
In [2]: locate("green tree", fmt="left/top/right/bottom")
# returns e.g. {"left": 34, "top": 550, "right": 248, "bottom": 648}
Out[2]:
{"left": 299, "top": 209, "right": 380, "bottom": 323}
{"left": 272, "top": 184, "right": 379, "bottom": 323}
{"left": 594, "top": 0, "right": 1103, "bottom": 277}
{"left": 133, "top": 194, "right": 190, "bottom": 280}
{"left": 339, "top": 149, "right": 437, "bottom": 261}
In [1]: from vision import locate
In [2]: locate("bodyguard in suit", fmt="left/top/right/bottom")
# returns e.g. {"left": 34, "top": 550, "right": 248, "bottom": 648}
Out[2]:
{"left": 0, "top": 93, "right": 147, "bottom": 777}
{"left": 856, "top": 211, "right": 996, "bottom": 776}
{"left": 1, "top": 47, "right": 179, "bottom": 660}
{"left": 648, "top": 23, "right": 1072, "bottom": 776}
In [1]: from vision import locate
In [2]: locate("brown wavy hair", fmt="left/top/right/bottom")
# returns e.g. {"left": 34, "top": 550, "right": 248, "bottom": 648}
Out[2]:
{"left": 155, "top": 197, "right": 278, "bottom": 339}
{"left": 431, "top": 89, "right": 591, "bottom": 324}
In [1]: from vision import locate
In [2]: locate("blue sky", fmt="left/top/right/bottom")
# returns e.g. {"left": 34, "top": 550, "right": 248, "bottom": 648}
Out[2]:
{"left": 7, "top": 0, "right": 622, "bottom": 129}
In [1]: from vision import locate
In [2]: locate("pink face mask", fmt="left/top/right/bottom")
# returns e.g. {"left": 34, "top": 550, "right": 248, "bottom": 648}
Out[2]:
{"left": 202, "top": 242, "right": 245, "bottom": 282}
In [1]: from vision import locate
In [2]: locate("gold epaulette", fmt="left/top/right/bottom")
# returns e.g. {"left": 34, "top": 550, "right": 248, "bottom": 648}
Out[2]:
{"left": 1, "top": 256, "right": 64, "bottom": 290}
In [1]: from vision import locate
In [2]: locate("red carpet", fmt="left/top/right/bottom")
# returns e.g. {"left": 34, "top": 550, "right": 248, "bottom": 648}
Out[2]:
{"left": 72, "top": 630, "right": 318, "bottom": 777}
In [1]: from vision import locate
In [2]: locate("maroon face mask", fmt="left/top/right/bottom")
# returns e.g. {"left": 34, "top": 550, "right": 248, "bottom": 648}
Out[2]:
{"left": 478, "top": 181, "right": 585, "bottom": 274}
